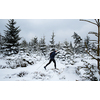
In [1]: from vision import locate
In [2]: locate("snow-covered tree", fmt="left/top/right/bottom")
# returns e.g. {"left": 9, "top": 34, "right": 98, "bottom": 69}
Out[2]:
{"left": 3, "top": 19, "right": 21, "bottom": 55}
{"left": 80, "top": 19, "right": 100, "bottom": 81}
{"left": 62, "top": 40, "right": 75, "bottom": 64}
{"left": 0, "top": 34, "right": 5, "bottom": 54}
{"left": 72, "top": 32, "right": 82, "bottom": 46}
{"left": 30, "top": 37, "right": 38, "bottom": 52}
{"left": 55, "top": 42, "right": 61, "bottom": 50}
{"left": 77, "top": 59, "right": 98, "bottom": 81}
{"left": 49, "top": 32, "right": 55, "bottom": 49}
{"left": 21, "top": 39, "right": 28, "bottom": 48}
{"left": 39, "top": 36, "right": 46, "bottom": 55}
{"left": 20, "top": 39, "right": 28, "bottom": 52}
{"left": 0, "top": 33, "right": 2, "bottom": 53}
{"left": 84, "top": 36, "right": 91, "bottom": 51}
{"left": 91, "top": 42, "right": 97, "bottom": 54}
{"left": 72, "top": 32, "right": 83, "bottom": 54}
{"left": 70, "top": 42, "right": 73, "bottom": 50}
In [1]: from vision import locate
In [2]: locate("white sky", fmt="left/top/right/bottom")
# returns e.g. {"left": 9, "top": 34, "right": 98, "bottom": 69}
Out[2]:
{"left": 0, "top": 19, "right": 98, "bottom": 44}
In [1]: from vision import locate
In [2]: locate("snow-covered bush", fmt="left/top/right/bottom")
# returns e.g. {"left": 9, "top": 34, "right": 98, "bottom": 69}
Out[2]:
{"left": 0, "top": 65, "right": 7, "bottom": 69}
{"left": 17, "top": 71, "right": 28, "bottom": 77}
{"left": 76, "top": 59, "right": 98, "bottom": 81}
{"left": 5, "top": 52, "right": 41, "bottom": 69}
{"left": 32, "top": 71, "right": 51, "bottom": 80}
{"left": 57, "top": 50, "right": 77, "bottom": 66}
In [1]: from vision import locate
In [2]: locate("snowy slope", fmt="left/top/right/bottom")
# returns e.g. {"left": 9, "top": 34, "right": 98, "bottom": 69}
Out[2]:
{"left": 0, "top": 53, "right": 97, "bottom": 81}
{"left": 0, "top": 58, "right": 78, "bottom": 81}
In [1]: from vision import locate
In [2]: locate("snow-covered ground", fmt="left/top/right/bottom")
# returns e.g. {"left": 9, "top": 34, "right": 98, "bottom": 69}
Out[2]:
{"left": 0, "top": 53, "right": 97, "bottom": 81}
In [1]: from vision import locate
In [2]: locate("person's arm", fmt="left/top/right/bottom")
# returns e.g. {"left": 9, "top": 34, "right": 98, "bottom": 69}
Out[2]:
{"left": 55, "top": 51, "right": 60, "bottom": 55}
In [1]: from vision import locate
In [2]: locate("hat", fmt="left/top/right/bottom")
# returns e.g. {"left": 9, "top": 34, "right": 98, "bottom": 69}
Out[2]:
{"left": 52, "top": 49, "right": 55, "bottom": 51}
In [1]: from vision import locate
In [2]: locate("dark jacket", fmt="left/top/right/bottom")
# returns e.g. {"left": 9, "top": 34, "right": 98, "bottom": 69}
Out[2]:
{"left": 50, "top": 51, "right": 59, "bottom": 59}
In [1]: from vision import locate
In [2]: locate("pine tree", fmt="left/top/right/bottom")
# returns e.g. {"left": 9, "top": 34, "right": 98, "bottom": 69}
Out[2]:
{"left": 31, "top": 37, "right": 38, "bottom": 52}
{"left": 0, "top": 33, "right": 1, "bottom": 52}
{"left": 50, "top": 32, "right": 55, "bottom": 49}
{"left": 21, "top": 39, "right": 28, "bottom": 48}
{"left": 70, "top": 42, "right": 73, "bottom": 49}
{"left": 4, "top": 19, "right": 21, "bottom": 55}
{"left": 0, "top": 33, "right": 2, "bottom": 53}
{"left": 64, "top": 41, "right": 74, "bottom": 56}
{"left": 0, "top": 34, "right": 5, "bottom": 54}
{"left": 72, "top": 32, "right": 83, "bottom": 53}
{"left": 55, "top": 42, "right": 61, "bottom": 50}
{"left": 72, "top": 32, "right": 82, "bottom": 45}
{"left": 91, "top": 42, "right": 97, "bottom": 54}
{"left": 39, "top": 36, "right": 46, "bottom": 55}
{"left": 20, "top": 39, "right": 28, "bottom": 52}
{"left": 84, "top": 36, "right": 91, "bottom": 51}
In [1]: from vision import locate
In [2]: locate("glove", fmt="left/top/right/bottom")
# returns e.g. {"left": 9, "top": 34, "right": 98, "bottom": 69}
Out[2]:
{"left": 57, "top": 51, "right": 60, "bottom": 53}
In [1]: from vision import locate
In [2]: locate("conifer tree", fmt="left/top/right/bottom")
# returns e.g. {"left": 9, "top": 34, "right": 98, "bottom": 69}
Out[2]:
{"left": 63, "top": 40, "right": 74, "bottom": 56}
{"left": 80, "top": 19, "right": 100, "bottom": 81}
{"left": 39, "top": 36, "right": 46, "bottom": 55}
{"left": 72, "top": 32, "right": 83, "bottom": 53}
{"left": 50, "top": 32, "right": 55, "bottom": 49}
{"left": 84, "top": 36, "right": 91, "bottom": 51}
{"left": 0, "top": 33, "right": 1, "bottom": 52}
{"left": 70, "top": 42, "right": 73, "bottom": 49}
{"left": 21, "top": 39, "right": 28, "bottom": 48}
{"left": 31, "top": 37, "right": 38, "bottom": 51}
{"left": 72, "top": 32, "right": 82, "bottom": 45}
{"left": 91, "top": 42, "right": 97, "bottom": 54}
{"left": 0, "top": 33, "right": 5, "bottom": 53}
{"left": 55, "top": 42, "right": 61, "bottom": 50}
{"left": 0, "top": 33, "right": 2, "bottom": 53}
{"left": 4, "top": 19, "right": 21, "bottom": 55}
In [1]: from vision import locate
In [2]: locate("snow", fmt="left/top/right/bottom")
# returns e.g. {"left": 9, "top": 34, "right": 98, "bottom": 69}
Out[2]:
{"left": 0, "top": 53, "right": 98, "bottom": 81}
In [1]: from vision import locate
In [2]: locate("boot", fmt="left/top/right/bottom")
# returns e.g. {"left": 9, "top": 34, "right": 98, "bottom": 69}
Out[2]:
{"left": 44, "top": 66, "right": 46, "bottom": 70}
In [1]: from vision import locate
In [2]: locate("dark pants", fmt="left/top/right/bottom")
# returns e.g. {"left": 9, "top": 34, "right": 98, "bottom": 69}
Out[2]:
{"left": 45, "top": 59, "right": 56, "bottom": 69}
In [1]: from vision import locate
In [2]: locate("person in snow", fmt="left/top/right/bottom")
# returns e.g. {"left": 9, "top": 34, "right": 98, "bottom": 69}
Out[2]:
{"left": 44, "top": 49, "right": 59, "bottom": 70}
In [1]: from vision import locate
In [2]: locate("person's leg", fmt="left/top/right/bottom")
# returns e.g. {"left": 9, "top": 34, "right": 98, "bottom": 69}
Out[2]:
{"left": 44, "top": 59, "right": 52, "bottom": 69}
{"left": 52, "top": 59, "right": 56, "bottom": 69}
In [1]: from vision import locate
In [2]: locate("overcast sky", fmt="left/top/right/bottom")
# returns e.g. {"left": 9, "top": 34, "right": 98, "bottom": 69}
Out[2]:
{"left": 0, "top": 19, "right": 98, "bottom": 44}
